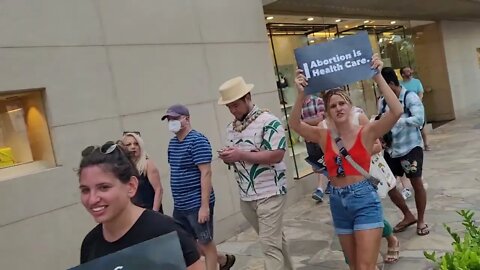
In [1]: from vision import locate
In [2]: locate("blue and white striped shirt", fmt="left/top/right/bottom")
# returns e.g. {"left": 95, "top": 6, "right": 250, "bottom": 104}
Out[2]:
{"left": 379, "top": 87, "right": 425, "bottom": 158}
{"left": 168, "top": 130, "right": 215, "bottom": 212}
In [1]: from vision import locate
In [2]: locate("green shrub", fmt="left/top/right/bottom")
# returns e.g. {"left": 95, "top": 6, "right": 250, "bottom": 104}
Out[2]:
{"left": 424, "top": 210, "right": 480, "bottom": 269}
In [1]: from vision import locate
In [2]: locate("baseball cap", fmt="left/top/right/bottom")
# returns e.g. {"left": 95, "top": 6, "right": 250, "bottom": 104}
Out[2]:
{"left": 161, "top": 104, "right": 190, "bottom": 121}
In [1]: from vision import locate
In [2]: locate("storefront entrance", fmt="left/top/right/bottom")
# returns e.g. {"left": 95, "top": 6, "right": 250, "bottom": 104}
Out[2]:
{"left": 266, "top": 16, "right": 455, "bottom": 179}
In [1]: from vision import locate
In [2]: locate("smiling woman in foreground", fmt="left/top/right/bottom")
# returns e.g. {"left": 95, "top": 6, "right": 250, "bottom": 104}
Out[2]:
{"left": 289, "top": 54, "right": 403, "bottom": 270}
{"left": 77, "top": 141, "right": 203, "bottom": 269}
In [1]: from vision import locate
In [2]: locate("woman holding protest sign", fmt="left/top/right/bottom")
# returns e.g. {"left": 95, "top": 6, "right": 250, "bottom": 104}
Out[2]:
{"left": 289, "top": 53, "right": 403, "bottom": 270}
{"left": 77, "top": 141, "right": 203, "bottom": 269}
{"left": 319, "top": 106, "right": 400, "bottom": 265}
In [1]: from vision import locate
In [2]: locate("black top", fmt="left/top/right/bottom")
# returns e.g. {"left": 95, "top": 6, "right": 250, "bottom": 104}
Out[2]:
{"left": 132, "top": 172, "right": 156, "bottom": 209}
{"left": 80, "top": 210, "right": 200, "bottom": 266}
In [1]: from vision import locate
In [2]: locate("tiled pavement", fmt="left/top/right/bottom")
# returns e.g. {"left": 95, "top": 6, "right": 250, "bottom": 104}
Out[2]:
{"left": 217, "top": 113, "right": 480, "bottom": 269}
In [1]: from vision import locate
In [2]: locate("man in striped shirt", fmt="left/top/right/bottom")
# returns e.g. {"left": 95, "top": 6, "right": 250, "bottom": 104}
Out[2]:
{"left": 162, "top": 104, "right": 235, "bottom": 270}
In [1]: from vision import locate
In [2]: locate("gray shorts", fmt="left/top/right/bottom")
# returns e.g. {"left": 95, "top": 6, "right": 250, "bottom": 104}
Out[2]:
{"left": 173, "top": 205, "right": 214, "bottom": 245}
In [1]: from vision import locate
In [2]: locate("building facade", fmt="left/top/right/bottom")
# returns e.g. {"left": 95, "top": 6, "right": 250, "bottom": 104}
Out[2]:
{"left": 0, "top": 1, "right": 479, "bottom": 269}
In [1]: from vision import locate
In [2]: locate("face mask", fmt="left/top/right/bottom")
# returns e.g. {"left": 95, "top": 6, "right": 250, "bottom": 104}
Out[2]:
{"left": 168, "top": 120, "right": 181, "bottom": 133}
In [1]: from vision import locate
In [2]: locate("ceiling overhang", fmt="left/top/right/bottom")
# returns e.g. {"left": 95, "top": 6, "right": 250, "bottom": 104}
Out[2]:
{"left": 264, "top": 0, "right": 480, "bottom": 21}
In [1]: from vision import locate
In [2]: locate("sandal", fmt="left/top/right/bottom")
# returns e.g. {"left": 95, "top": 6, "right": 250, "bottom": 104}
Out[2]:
{"left": 220, "top": 254, "right": 236, "bottom": 270}
{"left": 417, "top": 224, "right": 430, "bottom": 236}
{"left": 393, "top": 220, "right": 417, "bottom": 233}
{"left": 384, "top": 240, "right": 400, "bottom": 264}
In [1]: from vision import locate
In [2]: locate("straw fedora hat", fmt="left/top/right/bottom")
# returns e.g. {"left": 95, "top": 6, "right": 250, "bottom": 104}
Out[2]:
{"left": 218, "top": 76, "right": 254, "bottom": 105}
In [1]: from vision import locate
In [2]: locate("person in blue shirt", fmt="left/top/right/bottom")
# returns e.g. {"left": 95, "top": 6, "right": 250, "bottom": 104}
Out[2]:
{"left": 400, "top": 67, "right": 424, "bottom": 98}
{"left": 380, "top": 68, "right": 429, "bottom": 237}
{"left": 162, "top": 104, "right": 236, "bottom": 270}
{"left": 400, "top": 67, "right": 430, "bottom": 151}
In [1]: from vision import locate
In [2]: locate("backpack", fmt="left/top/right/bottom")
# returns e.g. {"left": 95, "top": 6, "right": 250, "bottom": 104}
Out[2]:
{"left": 376, "top": 91, "right": 413, "bottom": 148}
{"left": 380, "top": 90, "right": 413, "bottom": 116}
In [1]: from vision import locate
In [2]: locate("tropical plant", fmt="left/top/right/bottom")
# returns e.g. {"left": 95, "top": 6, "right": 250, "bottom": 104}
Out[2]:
{"left": 424, "top": 210, "right": 480, "bottom": 270}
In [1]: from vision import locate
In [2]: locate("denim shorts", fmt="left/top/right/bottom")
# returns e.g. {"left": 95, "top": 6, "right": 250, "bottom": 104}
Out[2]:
{"left": 173, "top": 205, "right": 214, "bottom": 245}
{"left": 329, "top": 180, "right": 384, "bottom": 235}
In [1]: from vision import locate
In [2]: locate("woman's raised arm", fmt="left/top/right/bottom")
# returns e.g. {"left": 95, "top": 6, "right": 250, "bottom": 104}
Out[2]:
{"left": 288, "top": 69, "right": 326, "bottom": 145}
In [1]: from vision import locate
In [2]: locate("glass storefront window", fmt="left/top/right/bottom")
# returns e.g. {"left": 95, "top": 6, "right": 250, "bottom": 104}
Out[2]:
{"left": 266, "top": 21, "right": 420, "bottom": 178}
{"left": 267, "top": 23, "right": 339, "bottom": 179}
{"left": 0, "top": 89, "right": 55, "bottom": 180}
{"left": 377, "top": 28, "right": 415, "bottom": 70}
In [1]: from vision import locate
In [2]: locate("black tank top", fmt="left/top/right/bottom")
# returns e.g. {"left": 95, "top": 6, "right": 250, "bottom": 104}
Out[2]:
{"left": 133, "top": 173, "right": 156, "bottom": 209}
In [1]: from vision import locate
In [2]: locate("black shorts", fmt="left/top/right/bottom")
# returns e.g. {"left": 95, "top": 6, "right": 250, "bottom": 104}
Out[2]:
{"left": 305, "top": 142, "right": 327, "bottom": 172}
{"left": 384, "top": 146, "right": 423, "bottom": 179}
{"left": 306, "top": 142, "right": 323, "bottom": 161}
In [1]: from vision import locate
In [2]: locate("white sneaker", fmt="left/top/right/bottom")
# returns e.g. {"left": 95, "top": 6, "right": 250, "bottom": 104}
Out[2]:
{"left": 401, "top": 188, "right": 412, "bottom": 200}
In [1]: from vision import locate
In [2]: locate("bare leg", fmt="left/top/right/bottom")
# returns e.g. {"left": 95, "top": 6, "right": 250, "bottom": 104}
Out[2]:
{"left": 312, "top": 173, "right": 328, "bottom": 202}
{"left": 338, "top": 234, "right": 356, "bottom": 270}
{"left": 388, "top": 188, "right": 417, "bottom": 231}
{"left": 317, "top": 173, "right": 328, "bottom": 190}
{"left": 421, "top": 129, "right": 430, "bottom": 150}
{"left": 199, "top": 242, "right": 219, "bottom": 270}
{"left": 217, "top": 253, "right": 227, "bottom": 266}
{"left": 354, "top": 228, "right": 382, "bottom": 270}
{"left": 410, "top": 176, "right": 428, "bottom": 234}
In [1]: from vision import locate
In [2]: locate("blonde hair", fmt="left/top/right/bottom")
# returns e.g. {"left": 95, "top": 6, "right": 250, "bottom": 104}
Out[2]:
{"left": 318, "top": 89, "right": 355, "bottom": 132}
{"left": 322, "top": 89, "right": 353, "bottom": 118}
{"left": 122, "top": 133, "right": 148, "bottom": 175}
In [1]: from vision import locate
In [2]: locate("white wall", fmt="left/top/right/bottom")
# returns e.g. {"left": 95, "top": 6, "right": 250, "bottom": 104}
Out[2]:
{"left": 0, "top": 1, "right": 315, "bottom": 269}
{"left": 441, "top": 20, "right": 480, "bottom": 117}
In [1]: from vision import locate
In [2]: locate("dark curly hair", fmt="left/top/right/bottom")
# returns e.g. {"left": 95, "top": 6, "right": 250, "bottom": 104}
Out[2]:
{"left": 78, "top": 141, "right": 139, "bottom": 183}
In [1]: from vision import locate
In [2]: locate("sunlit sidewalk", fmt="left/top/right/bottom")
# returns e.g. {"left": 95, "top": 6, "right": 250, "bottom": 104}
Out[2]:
{"left": 218, "top": 113, "right": 480, "bottom": 269}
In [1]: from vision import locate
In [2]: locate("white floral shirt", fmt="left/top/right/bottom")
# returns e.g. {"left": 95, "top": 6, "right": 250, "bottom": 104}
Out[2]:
{"left": 225, "top": 107, "right": 287, "bottom": 201}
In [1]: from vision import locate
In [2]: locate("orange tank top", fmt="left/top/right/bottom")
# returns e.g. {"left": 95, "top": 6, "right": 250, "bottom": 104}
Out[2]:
{"left": 324, "top": 127, "right": 371, "bottom": 177}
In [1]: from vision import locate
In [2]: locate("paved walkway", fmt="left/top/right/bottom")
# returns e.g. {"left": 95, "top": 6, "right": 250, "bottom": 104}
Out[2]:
{"left": 217, "top": 113, "right": 480, "bottom": 269}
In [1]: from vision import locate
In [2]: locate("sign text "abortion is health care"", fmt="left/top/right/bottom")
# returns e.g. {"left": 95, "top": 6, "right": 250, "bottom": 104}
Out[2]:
{"left": 294, "top": 31, "right": 376, "bottom": 94}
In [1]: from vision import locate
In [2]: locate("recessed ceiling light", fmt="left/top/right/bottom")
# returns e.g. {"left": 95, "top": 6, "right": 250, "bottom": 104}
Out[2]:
{"left": 364, "top": 20, "right": 370, "bottom": 23}
{"left": 390, "top": 21, "right": 396, "bottom": 24}
{"left": 344, "top": 25, "right": 349, "bottom": 28}
{"left": 335, "top": 19, "right": 342, "bottom": 23}
{"left": 307, "top": 17, "right": 314, "bottom": 21}
{"left": 266, "top": 16, "right": 274, "bottom": 20}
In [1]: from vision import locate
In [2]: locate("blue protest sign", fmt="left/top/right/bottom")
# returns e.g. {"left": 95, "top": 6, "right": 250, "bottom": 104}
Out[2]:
{"left": 294, "top": 31, "right": 375, "bottom": 94}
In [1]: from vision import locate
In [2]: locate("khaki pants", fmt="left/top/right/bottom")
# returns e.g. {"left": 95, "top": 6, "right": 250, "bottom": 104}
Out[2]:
{"left": 240, "top": 195, "right": 293, "bottom": 270}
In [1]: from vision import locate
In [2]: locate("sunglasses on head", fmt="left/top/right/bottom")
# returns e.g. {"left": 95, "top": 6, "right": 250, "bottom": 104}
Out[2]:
{"left": 123, "top": 131, "right": 141, "bottom": 136}
{"left": 81, "top": 141, "right": 118, "bottom": 157}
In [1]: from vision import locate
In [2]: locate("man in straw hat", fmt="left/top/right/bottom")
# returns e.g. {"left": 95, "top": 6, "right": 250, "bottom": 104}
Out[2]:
{"left": 217, "top": 77, "right": 293, "bottom": 270}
